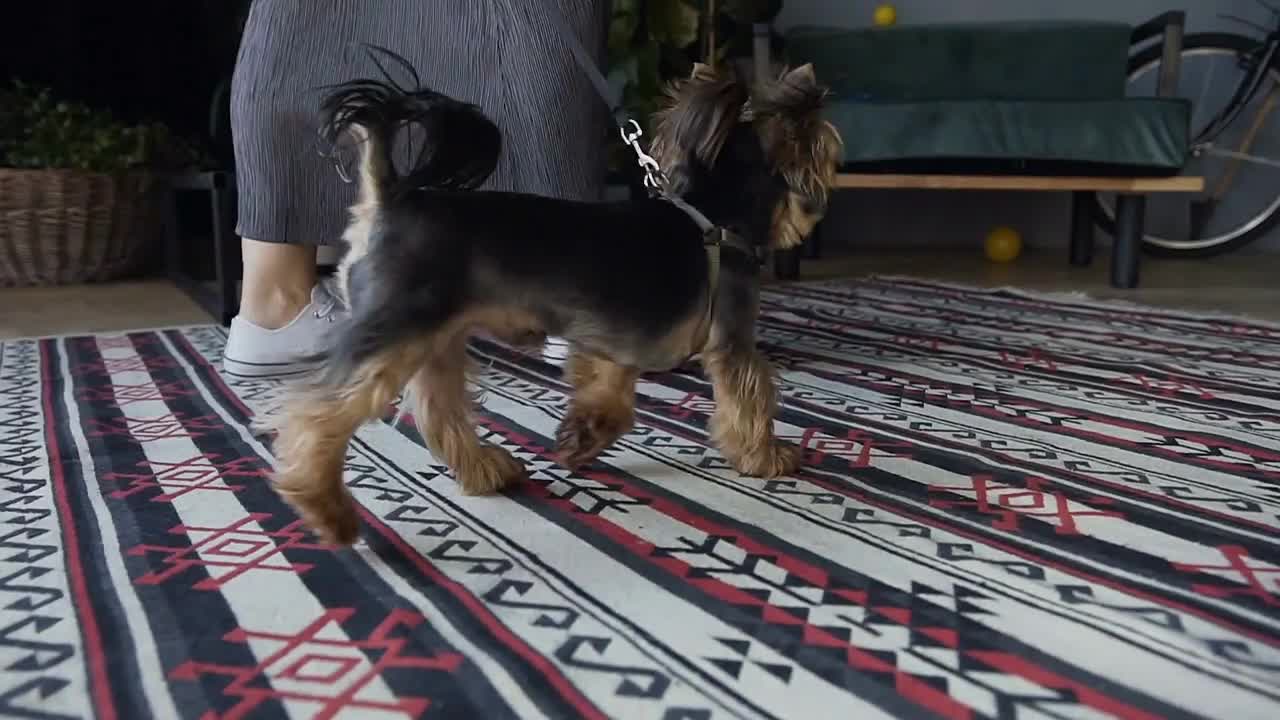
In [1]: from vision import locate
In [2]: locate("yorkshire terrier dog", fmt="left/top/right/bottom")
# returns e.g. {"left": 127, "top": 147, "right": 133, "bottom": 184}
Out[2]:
{"left": 265, "top": 52, "right": 842, "bottom": 544}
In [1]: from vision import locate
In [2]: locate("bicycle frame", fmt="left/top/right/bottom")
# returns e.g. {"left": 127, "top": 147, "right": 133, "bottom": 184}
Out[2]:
{"left": 1195, "top": 11, "right": 1280, "bottom": 146}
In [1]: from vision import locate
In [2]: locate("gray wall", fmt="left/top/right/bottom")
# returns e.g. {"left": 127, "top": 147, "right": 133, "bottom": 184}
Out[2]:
{"left": 775, "top": 0, "right": 1280, "bottom": 254}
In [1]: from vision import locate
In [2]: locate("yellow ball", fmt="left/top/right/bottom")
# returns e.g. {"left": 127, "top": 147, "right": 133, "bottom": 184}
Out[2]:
{"left": 984, "top": 226, "right": 1023, "bottom": 262}
{"left": 873, "top": 4, "right": 897, "bottom": 26}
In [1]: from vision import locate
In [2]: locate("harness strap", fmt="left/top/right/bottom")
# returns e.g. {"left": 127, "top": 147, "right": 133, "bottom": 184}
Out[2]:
{"left": 694, "top": 227, "right": 766, "bottom": 353}
{"left": 663, "top": 194, "right": 716, "bottom": 234}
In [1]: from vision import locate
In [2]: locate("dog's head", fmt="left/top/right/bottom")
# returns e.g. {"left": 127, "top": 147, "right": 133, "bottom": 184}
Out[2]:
{"left": 649, "top": 62, "right": 843, "bottom": 251}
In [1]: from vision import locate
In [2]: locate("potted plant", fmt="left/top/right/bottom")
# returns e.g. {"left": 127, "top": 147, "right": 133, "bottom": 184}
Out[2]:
{"left": 0, "top": 81, "right": 201, "bottom": 287}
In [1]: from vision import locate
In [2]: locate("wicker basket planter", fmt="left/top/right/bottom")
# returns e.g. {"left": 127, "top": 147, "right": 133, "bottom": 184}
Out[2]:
{"left": 0, "top": 168, "right": 159, "bottom": 287}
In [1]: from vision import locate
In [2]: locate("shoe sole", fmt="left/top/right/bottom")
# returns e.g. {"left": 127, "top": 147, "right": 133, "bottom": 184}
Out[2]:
{"left": 221, "top": 355, "right": 320, "bottom": 379}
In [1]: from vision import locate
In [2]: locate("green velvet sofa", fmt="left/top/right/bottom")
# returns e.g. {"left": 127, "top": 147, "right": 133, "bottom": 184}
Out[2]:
{"left": 766, "top": 12, "right": 1195, "bottom": 288}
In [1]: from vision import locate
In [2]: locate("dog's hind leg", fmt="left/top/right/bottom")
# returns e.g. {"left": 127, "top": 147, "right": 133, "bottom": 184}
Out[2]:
{"left": 410, "top": 333, "right": 527, "bottom": 494}
{"left": 555, "top": 350, "right": 640, "bottom": 470}
{"left": 270, "top": 342, "right": 428, "bottom": 545}
{"left": 702, "top": 346, "right": 801, "bottom": 478}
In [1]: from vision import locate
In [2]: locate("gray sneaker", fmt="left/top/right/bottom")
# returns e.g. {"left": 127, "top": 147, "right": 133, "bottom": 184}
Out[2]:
{"left": 222, "top": 283, "right": 344, "bottom": 378}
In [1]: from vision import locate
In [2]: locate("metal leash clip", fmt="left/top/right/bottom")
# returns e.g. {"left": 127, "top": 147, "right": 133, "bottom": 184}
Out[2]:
{"left": 620, "top": 120, "right": 670, "bottom": 194}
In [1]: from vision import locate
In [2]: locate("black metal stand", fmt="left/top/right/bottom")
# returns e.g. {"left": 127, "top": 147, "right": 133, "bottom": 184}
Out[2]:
{"left": 804, "top": 219, "right": 824, "bottom": 260}
{"left": 1112, "top": 194, "right": 1145, "bottom": 289}
{"left": 774, "top": 247, "right": 802, "bottom": 280}
{"left": 770, "top": 218, "right": 824, "bottom": 280}
{"left": 163, "top": 170, "right": 240, "bottom": 326}
{"left": 1069, "top": 191, "right": 1095, "bottom": 266}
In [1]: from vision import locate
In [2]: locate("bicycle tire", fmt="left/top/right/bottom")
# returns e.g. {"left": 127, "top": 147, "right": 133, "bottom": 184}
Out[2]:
{"left": 1092, "top": 32, "right": 1280, "bottom": 258}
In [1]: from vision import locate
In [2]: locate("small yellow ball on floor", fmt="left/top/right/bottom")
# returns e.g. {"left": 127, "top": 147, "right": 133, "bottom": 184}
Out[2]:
{"left": 984, "top": 226, "right": 1023, "bottom": 263}
{"left": 873, "top": 4, "right": 897, "bottom": 26}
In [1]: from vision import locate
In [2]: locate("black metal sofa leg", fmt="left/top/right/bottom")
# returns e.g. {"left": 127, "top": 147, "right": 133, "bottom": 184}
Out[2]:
{"left": 1069, "top": 191, "right": 1095, "bottom": 266}
{"left": 803, "top": 219, "right": 823, "bottom": 259}
{"left": 1111, "top": 193, "right": 1145, "bottom": 289}
{"left": 774, "top": 247, "right": 802, "bottom": 281}
{"left": 773, "top": 215, "right": 827, "bottom": 280}
{"left": 210, "top": 173, "right": 240, "bottom": 326}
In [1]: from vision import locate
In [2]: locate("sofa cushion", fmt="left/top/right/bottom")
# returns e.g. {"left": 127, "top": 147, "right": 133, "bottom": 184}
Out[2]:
{"left": 786, "top": 21, "right": 1132, "bottom": 101}
{"left": 825, "top": 98, "right": 1190, "bottom": 174}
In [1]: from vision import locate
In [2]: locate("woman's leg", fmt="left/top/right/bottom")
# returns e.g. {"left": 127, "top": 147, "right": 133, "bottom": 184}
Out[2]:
{"left": 237, "top": 238, "right": 318, "bottom": 330}
{"left": 221, "top": 0, "right": 350, "bottom": 378}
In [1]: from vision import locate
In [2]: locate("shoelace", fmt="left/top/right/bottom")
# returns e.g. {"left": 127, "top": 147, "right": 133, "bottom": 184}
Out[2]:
{"left": 312, "top": 278, "right": 341, "bottom": 323}
{"left": 312, "top": 300, "right": 337, "bottom": 322}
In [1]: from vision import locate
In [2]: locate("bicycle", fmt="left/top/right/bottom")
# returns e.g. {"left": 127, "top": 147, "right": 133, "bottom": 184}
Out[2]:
{"left": 1094, "top": 1, "right": 1280, "bottom": 257}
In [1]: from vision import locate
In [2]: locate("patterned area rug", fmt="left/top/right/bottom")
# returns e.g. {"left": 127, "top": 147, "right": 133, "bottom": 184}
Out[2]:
{"left": 3, "top": 277, "right": 1278, "bottom": 720}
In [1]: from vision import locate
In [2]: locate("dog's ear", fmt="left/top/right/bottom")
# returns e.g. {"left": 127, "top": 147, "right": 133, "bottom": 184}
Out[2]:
{"left": 649, "top": 65, "right": 750, "bottom": 193}
{"left": 754, "top": 64, "right": 828, "bottom": 122}
{"left": 780, "top": 63, "right": 816, "bottom": 87}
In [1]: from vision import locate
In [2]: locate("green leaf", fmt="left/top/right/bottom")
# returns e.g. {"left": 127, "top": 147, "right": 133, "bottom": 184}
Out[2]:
{"left": 647, "top": 0, "right": 701, "bottom": 49}
{"left": 0, "top": 80, "right": 209, "bottom": 170}
{"left": 608, "top": 0, "right": 641, "bottom": 55}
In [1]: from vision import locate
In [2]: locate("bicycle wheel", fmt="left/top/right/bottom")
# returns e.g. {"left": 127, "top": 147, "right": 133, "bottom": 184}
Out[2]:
{"left": 1094, "top": 33, "right": 1280, "bottom": 257}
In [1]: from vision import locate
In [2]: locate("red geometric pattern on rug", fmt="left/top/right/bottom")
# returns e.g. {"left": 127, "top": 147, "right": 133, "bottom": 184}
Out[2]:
{"left": 1174, "top": 546, "right": 1280, "bottom": 607}
{"left": 89, "top": 412, "right": 224, "bottom": 442}
{"left": 128, "top": 513, "right": 328, "bottom": 590}
{"left": 76, "top": 379, "right": 196, "bottom": 406}
{"left": 169, "top": 608, "right": 464, "bottom": 720}
{"left": 781, "top": 427, "right": 916, "bottom": 468}
{"left": 928, "top": 475, "right": 1125, "bottom": 535}
{"left": 102, "top": 453, "right": 266, "bottom": 502}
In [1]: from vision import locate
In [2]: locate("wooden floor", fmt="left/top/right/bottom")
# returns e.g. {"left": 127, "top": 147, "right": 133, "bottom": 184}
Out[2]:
{"left": 3, "top": 249, "right": 1278, "bottom": 340}
{"left": 774, "top": 249, "right": 1280, "bottom": 322}
{"left": 1, "top": 279, "right": 213, "bottom": 340}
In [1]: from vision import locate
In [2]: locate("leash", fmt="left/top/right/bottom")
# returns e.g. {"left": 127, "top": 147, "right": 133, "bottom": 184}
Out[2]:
{"left": 542, "top": 3, "right": 717, "bottom": 231}
{"left": 546, "top": 4, "right": 767, "bottom": 350}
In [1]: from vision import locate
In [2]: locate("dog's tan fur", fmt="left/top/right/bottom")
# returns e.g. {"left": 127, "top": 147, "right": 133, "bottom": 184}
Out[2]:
{"left": 751, "top": 65, "right": 844, "bottom": 250}
{"left": 556, "top": 350, "right": 642, "bottom": 469}
{"left": 269, "top": 338, "right": 430, "bottom": 544}
{"left": 267, "top": 305, "right": 540, "bottom": 544}
{"left": 701, "top": 343, "right": 798, "bottom": 476}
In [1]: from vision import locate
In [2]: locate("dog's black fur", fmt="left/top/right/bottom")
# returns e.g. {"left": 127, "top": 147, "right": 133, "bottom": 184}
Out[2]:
{"left": 266, "top": 51, "right": 842, "bottom": 544}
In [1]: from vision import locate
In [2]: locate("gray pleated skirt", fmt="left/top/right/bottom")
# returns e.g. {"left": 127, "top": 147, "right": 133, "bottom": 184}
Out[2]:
{"left": 230, "top": 0, "right": 610, "bottom": 246}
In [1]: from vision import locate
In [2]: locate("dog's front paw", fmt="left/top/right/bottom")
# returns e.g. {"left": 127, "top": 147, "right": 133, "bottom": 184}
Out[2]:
{"left": 509, "top": 329, "right": 548, "bottom": 351}
{"left": 458, "top": 445, "right": 526, "bottom": 495}
{"left": 276, "top": 480, "right": 361, "bottom": 546}
{"left": 555, "top": 407, "right": 631, "bottom": 470}
{"left": 730, "top": 440, "right": 802, "bottom": 478}
{"left": 307, "top": 488, "right": 362, "bottom": 546}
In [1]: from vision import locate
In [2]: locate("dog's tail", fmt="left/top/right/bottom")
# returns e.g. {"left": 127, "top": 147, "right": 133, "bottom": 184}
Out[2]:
{"left": 319, "top": 48, "right": 501, "bottom": 203}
